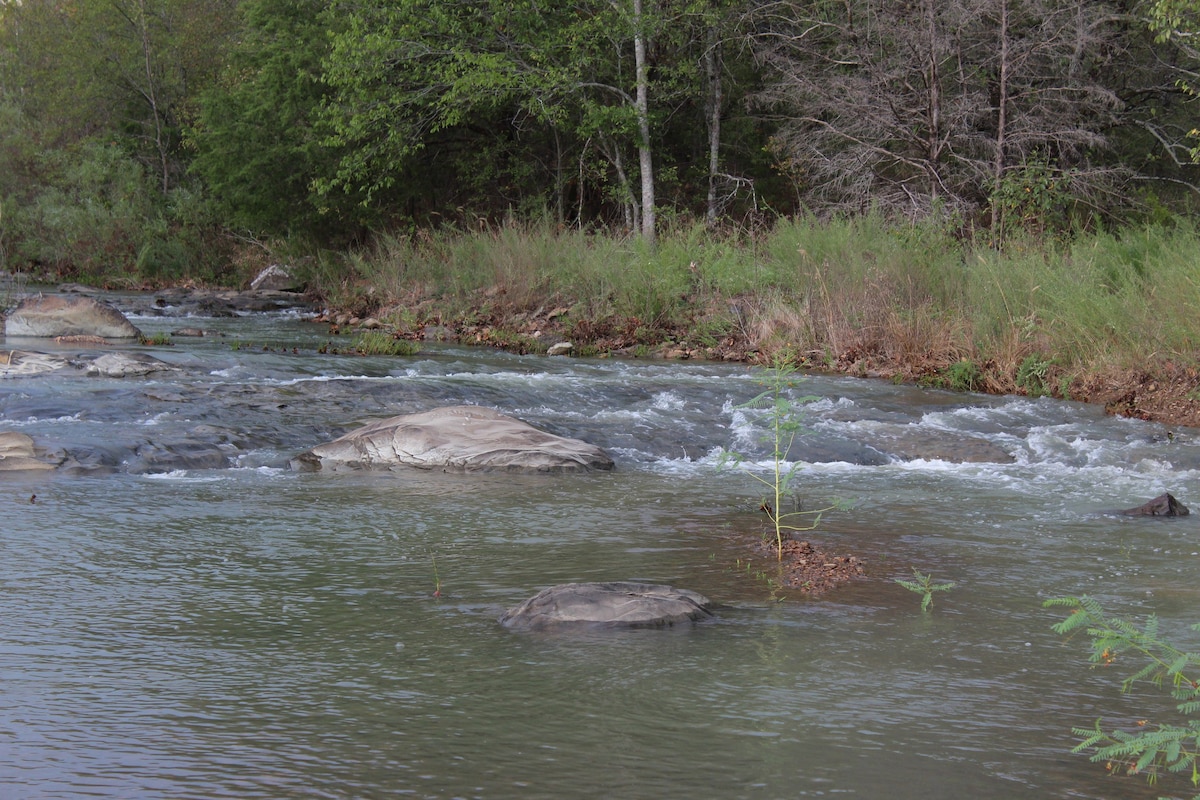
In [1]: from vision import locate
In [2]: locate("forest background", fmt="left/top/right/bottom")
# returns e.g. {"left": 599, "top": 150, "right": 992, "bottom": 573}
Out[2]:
{"left": 6, "top": 0, "right": 1200, "bottom": 422}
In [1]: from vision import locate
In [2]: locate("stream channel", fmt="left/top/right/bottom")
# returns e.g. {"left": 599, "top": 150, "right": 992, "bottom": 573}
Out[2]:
{"left": 2, "top": 292, "right": 1199, "bottom": 799}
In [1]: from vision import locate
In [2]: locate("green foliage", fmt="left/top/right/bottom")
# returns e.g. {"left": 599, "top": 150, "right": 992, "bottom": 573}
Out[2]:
{"left": 1045, "top": 595, "right": 1200, "bottom": 797}
{"left": 990, "top": 152, "right": 1075, "bottom": 240}
{"left": 188, "top": 0, "right": 352, "bottom": 235}
{"left": 720, "top": 355, "right": 834, "bottom": 560}
{"left": 1016, "top": 354, "right": 1053, "bottom": 397}
{"left": 139, "top": 332, "right": 174, "bottom": 346}
{"left": 942, "top": 359, "right": 983, "bottom": 392}
{"left": 895, "top": 568, "right": 955, "bottom": 613}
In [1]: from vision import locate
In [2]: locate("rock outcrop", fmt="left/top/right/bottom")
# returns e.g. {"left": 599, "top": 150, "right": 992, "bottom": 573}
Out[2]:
{"left": 499, "top": 582, "right": 715, "bottom": 631}
{"left": 4, "top": 295, "right": 142, "bottom": 339}
{"left": 249, "top": 264, "right": 303, "bottom": 292}
{"left": 292, "top": 405, "right": 615, "bottom": 473}
{"left": 1118, "top": 492, "right": 1189, "bottom": 517}
{"left": 0, "top": 351, "right": 69, "bottom": 378}
{"left": 0, "top": 432, "right": 60, "bottom": 471}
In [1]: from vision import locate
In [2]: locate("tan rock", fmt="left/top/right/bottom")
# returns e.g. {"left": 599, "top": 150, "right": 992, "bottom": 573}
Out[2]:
{"left": 293, "top": 405, "right": 614, "bottom": 473}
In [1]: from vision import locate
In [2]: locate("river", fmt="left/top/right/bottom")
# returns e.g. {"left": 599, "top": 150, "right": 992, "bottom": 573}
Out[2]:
{"left": 2, "top": 293, "right": 1197, "bottom": 798}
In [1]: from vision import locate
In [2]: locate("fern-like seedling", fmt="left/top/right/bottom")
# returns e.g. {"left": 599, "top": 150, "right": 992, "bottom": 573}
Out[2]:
{"left": 895, "top": 568, "right": 955, "bottom": 612}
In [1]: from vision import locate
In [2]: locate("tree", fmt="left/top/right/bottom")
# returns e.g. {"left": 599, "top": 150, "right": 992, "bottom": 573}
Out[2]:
{"left": 188, "top": 0, "right": 350, "bottom": 236}
{"left": 748, "top": 0, "right": 1126, "bottom": 225}
{"left": 317, "top": 0, "right": 748, "bottom": 240}
{"left": 0, "top": 0, "right": 236, "bottom": 192}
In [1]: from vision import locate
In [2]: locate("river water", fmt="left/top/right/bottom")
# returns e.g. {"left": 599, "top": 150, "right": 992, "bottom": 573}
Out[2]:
{"left": 2, "top": 294, "right": 1198, "bottom": 799}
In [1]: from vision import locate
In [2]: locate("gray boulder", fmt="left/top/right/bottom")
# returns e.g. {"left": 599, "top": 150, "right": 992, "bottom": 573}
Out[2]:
{"left": 292, "top": 405, "right": 614, "bottom": 473}
{"left": 5, "top": 295, "right": 142, "bottom": 339}
{"left": 1118, "top": 492, "right": 1189, "bottom": 517}
{"left": 500, "top": 582, "right": 715, "bottom": 630}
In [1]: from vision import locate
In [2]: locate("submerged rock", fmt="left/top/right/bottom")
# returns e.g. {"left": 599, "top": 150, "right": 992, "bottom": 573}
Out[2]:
{"left": 128, "top": 440, "right": 231, "bottom": 474}
{"left": 5, "top": 295, "right": 142, "bottom": 339}
{"left": 856, "top": 425, "right": 1014, "bottom": 464}
{"left": 292, "top": 405, "right": 615, "bottom": 473}
{"left": 499, "top": 582, "right": 714, "bottom": 631}
{"left": 1117, "top": 492, "right": 1189, "bottom": 517}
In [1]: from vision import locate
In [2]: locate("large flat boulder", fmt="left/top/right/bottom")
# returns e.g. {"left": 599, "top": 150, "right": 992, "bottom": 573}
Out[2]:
{"left": 500, "top": 582, "right": 715, "bottom": 630}
{"left": 85, "top": 352, "right": 178, "bottom": 378}
{"left": 292, "top": 405, "right": 615, "bottom": 473}
{"left": 0, "top": 432, "right": 60, "bottom": 472}
{"left": 5, "top": 295, "right": 141, "bottom": 339}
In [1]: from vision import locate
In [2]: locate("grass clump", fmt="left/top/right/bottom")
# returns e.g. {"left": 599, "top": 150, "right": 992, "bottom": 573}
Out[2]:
{"left": 352, "top": 331, "right": 419, "bottom": 356}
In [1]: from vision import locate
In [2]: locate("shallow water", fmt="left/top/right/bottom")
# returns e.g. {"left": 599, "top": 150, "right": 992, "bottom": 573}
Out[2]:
{"left": 2, "top": 295, "right": 1198, "bottom": 798}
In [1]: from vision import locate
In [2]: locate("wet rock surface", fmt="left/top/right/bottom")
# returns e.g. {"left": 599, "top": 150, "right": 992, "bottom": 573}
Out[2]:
{"left": 5, "top": 295, "right": 142, "bottom": 339}
{"left": 499, "top": 582, "right": 714, "bottom": 630}
{"left": 293, "top": 405, "right": 615, "bottom": 473}
{"left": 1116, "top": 492, "right": 1190, "bottom": 517}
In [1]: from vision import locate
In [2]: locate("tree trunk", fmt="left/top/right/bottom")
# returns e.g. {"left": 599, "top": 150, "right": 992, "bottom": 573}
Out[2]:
{"left": 135, "top": 0, "right": 170, "bottom": 195}
{"left": 632, "top": 0, "right": 656, "bottom": 244}
{"left": 705, "top": 21, "right": 722, "bottom": 226}
{"left": 991, "top": 0, "right": 1010, "bottom": 232}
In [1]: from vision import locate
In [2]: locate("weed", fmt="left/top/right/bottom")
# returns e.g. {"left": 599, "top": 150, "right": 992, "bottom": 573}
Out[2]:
{"left": 1045, "top": 595, "right": 1200, "bottom": 797}
{"left": 895, "top": 568, "right": 955, "bottom": 612}
{"left": 943, "top": 359, "right": 983, "bottom": 392}
{"left": 720, "top": 354, "right": 836, "bottom": 560}
{"left": 139, "top": 332, "right": 173, "bottom": 346}
{"left": 1016, "top": 353, "right": 1053, "bottom": 397}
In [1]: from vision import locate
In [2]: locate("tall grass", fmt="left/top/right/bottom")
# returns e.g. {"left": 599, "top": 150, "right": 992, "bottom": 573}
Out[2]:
{"left": 320, "top": 215, "right": 1200, "bottom": 389}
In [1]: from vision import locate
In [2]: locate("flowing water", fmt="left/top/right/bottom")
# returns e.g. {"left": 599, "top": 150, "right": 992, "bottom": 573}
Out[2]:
{"left": 2, "top": 294, "right": 1199, "bottom": 799}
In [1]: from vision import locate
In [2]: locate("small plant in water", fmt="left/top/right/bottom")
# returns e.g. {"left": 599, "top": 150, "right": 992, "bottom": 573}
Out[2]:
{"left": 139, "top": 332, "right": 173, "bottom": 346}
{"left": 432, "top": 555, "right": 442, "bottom": 598}
{"left": 895, "top": 568, "right": 955, "bottom": 612}
{"left": 1045, "top": 595, "right": 1200, "bottom": 796}
{"left": 721, "top": 354, "right": 835, "bottom": 560}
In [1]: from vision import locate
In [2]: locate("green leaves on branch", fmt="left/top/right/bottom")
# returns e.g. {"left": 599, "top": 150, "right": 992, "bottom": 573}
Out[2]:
{"left": 1045, "top": 595, "right": 1200, "bottom": 796}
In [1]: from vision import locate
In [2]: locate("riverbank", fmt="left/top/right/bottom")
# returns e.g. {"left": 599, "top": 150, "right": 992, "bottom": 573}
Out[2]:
{"left": 287, "top": 218, "right": 1200, "bottom": 432}
{"left": 312, "top": 288, "right": 1200, "bottom": 432}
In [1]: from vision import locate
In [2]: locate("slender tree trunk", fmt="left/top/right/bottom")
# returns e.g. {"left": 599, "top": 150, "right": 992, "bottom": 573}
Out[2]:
{"left": 705, "top": 21, "right": 722, "bottom": 226}
{"left": 135, "top": 0, "right": 170, "bottom": 194}
{"left": 924, "top": 0, "right": 941, "bottom": 205}
{"left": 632, "top": 0, "right": 656, "bottom": 244}
{"left": 991, "top": 0, "right": 1010, "bottom": 232}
